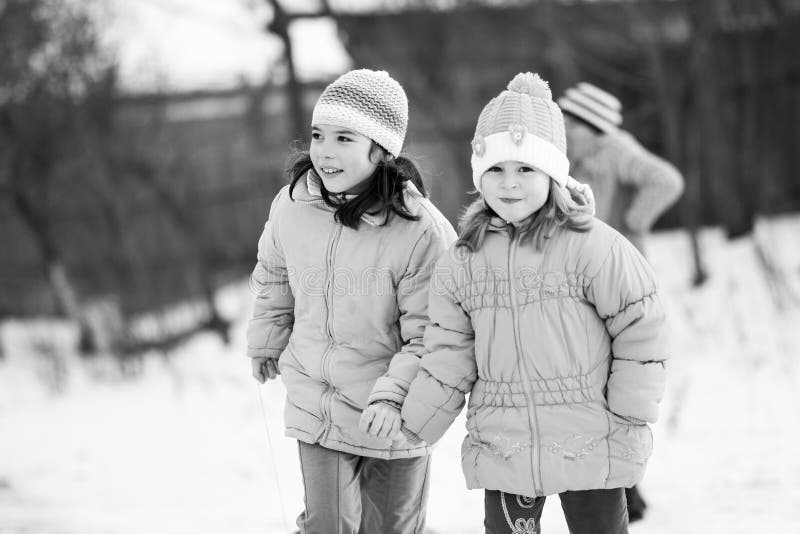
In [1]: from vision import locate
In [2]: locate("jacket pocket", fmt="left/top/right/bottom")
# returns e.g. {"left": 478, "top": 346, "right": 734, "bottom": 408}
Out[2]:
{"left": 607, "top": 412, "right": 653, "bottom": 466}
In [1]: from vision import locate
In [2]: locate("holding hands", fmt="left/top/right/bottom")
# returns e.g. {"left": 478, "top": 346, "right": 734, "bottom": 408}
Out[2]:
{"left": 359, "top": 402, "right": 403, "bottom": 440}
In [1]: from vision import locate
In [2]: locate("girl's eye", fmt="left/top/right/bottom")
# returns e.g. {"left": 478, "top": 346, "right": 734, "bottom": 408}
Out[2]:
{"left": 311, "top": 132, "right": 321, "bottom": 140}
{"left": 337, "top": 136, "right": 352, "bottom": 142}
{"left": 487, "top": 166, "right": 502, "bottom": 173}
{"left": 518, "top": 166, "right": 534, "bottom": 173}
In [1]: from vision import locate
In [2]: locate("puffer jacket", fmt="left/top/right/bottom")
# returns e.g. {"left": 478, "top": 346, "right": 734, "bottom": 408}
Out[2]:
{"left": 247, "top": 172, "right": 456, "bottom": 459}
{"left": 401, "top": 199, "right": 667, "bottom": 496}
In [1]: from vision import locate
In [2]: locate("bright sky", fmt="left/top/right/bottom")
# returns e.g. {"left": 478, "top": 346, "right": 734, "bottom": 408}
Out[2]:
{"left": 100, "top": 0, "right": 351, "bottom": 92}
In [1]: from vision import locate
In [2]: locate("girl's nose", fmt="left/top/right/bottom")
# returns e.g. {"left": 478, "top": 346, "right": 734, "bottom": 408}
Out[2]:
{"left": 502, "top": 174, "right": 519, "bottom": 189}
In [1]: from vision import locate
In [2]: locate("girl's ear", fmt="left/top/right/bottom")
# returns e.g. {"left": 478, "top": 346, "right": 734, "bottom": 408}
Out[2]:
{"left": 369, "top": 143, "right": 392, "bottom": 164}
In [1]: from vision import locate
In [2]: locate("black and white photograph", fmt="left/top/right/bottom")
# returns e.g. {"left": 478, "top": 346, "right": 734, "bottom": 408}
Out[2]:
{"left": 2, "top": 1, "right": 800, "bottom": 533}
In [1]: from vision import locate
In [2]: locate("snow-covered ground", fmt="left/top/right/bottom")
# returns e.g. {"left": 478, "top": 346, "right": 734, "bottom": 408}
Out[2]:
{"left": 2, "top": 216, "right": 800, "bottom": 534}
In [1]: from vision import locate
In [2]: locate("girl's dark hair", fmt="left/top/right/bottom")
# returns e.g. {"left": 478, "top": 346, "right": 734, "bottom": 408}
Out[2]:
{"left": 457, "top": 180, "right": 593, "bottom": 252}
{"left": 286, "top": 144, "right": 428, "bottom": 229}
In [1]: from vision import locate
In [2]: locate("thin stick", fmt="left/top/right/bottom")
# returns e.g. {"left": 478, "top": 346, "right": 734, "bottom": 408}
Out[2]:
{"left": 256, "top": 383, "right": 291, "bottom": 533}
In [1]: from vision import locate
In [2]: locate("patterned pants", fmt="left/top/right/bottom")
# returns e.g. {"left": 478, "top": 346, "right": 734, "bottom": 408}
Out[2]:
{"left": 484, "top": 488, "right": 629, "bottom": 534}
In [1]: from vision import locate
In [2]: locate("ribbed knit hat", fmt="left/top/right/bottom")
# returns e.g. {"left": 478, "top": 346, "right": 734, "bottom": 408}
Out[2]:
{"left": 311, "top": 69, "right": 408, "bottom": 158}
{"left": 471, "top": 72, "right": 569, "bottom": 192}
{"left": 557, "top": 82, "right": 622, "bottom": 134}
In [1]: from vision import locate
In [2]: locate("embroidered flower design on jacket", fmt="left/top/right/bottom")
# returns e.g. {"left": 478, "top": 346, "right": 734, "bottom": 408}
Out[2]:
{"left": 621, "top": 426, "right": 652, "bottom": 465}
{"left": 547, "top": 433, "right": 599, "bottom": 460}
{"left": 488, "top": 434, "right": 530, "bottom": 459}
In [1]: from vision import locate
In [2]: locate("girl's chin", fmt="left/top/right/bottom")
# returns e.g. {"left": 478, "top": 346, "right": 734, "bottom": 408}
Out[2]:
{"left": 321, "top": 181, "right": 343, "bottom": 192}
{"left": 319, "top": 176, "right": 346, "bottom": 192}
{"left": 496, "top": 210, "right": 534, "bottom": 224}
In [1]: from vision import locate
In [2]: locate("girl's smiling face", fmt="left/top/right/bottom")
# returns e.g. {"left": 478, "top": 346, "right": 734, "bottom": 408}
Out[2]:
{"left": 309, "top": 124, "right": 378, "bottom": 194}
{"left": 481, "top": 161, "right": 551, "bottom": 224}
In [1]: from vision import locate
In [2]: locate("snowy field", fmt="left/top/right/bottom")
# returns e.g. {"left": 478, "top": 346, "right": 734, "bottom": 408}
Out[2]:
{"left": 2, "top": 216, "right": 800, "bottom": 534}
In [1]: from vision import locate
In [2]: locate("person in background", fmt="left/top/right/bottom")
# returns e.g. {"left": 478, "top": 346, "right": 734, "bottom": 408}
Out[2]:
{"left": 248, "top": 69, "right": 456, "bottom": 534}
{"left": 558, "top": 82, "right": 684, "bottom": 257}
{"left": 558, "top": 81, "right": 684, "bottom": 521}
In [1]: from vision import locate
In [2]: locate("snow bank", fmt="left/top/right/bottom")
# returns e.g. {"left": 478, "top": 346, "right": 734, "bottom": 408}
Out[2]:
{"left": 2, "top": 218, "right": 800, "bottom": 534}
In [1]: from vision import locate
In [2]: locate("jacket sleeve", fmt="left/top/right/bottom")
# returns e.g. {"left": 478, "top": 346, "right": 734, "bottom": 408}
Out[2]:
{"left": 400, "top": 253, "right": 477, "bottom": 445}
{"left": 368, "top": 223, "right": 456, "bottom": 405}
{"left": 586, "top": 234, "right": 668, "bottom": 423}
{"left": 246, "top": 189, "right": 295, "bottom": 359}
{"left": 613, "top": 133, "right": 685, "bottom": 233}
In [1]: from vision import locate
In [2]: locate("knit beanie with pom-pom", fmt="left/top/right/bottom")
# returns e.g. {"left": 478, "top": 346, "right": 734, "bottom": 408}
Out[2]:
{"left": 470, "top": 72, "right": 569, "bottom": 192}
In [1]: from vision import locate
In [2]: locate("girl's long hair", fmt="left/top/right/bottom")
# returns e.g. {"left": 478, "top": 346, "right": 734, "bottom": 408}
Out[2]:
{"left": 457, "top": 180, "right": 593, "bottom": 252}
{"left": 286, "top": 144, "right": 428, "bottom": 230}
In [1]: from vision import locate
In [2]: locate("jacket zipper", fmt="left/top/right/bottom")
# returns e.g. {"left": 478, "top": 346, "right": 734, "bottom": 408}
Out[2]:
{"left": 507, "top": 234, "right": 543, "bottom": 496}
{"left": 318, "top": 224, "right": 342, "bottom": 443}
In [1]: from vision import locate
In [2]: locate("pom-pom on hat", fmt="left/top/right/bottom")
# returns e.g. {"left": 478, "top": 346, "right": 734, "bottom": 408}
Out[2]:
{"left": 311, "top": 69, "right": 408, "bottom": 158}
{"left": 557, "top": 82, "right": 623, "bottom": 134}
{"left": 471, "top": 72, "right": 569, "bottom": 192}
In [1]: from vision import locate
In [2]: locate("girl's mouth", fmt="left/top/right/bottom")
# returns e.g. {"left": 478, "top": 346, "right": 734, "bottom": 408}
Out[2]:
{"left": 319, "top": 167, "right": 342, "bottom": 176}
{"left": 499, "top": 198, "right": 522, "bottom": 204}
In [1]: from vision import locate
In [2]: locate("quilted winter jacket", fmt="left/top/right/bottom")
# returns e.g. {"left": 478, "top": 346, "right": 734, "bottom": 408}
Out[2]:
{"left": 247, "top": 174, "right": 456, "bottom": 459}
{"left": 401, "top": 204, "right": 667, "bottom": 496}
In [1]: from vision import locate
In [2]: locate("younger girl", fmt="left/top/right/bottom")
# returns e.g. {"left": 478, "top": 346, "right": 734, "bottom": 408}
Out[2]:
{"left": 247, "top": 69, "right": 456, "bottom": 534}
{"left": 394, "top": 73, "right": 667, "bottom": 534}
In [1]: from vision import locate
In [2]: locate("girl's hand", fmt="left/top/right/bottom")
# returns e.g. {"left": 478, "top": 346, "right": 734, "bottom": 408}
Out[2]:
{"left": 359, "top": 402, "right": 402, "bottom": 439}
{"left": 566, "top": 176, "right": 596, "bottom": 216}
{"left": 252, "top": 357, "right": 280, "bottom": 383}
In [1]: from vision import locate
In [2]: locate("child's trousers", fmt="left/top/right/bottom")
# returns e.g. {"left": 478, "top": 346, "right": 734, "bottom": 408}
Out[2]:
{"left": 484, "top": 488, "right": 629, "bottom": 534}
{"left": 296, "top": 441, "right": 430, "bottom": 534}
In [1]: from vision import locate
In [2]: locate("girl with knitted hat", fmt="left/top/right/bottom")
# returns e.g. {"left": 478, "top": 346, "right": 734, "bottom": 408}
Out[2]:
{"left": 391, "top": 73, "right": 668, "bottom": 533}
{"left": 246, "top": 68, "right": 456, "bottom": 534}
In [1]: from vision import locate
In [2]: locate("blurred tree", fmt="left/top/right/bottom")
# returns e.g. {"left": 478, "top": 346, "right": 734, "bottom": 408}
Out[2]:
{"left": 0, "top": 0, "right": 233, "bottom": 354}
{"left": 262, "top": 0, "right": 333, "bottom": 144}
{"left": 623, "top": 0, "right": 708, "bottom": 285}
{"left": 0, "top": 0, "right": 114, "bottom": 352}
{"left": 328, "top": 0, "right": 800, "bottom": 287}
